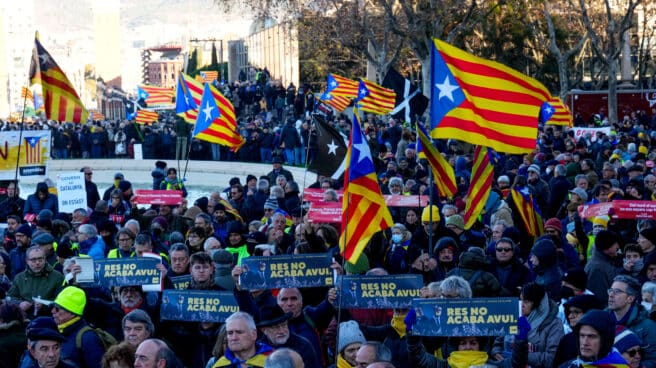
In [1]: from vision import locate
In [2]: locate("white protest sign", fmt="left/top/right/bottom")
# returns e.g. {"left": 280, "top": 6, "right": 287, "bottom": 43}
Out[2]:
{"left": 133, "top": 144, "right": 143, "bottom": 160}
{"left": 570, "top": 127, "right": 611, "bottom": 142}
{"left": 56, "top": 172, "right": 87, "bottom": 213}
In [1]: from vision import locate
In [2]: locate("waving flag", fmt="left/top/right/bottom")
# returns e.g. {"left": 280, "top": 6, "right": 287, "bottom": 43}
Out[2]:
{"left": 541, "top": 97, "right": 573, "bottom": 127}
{"left": 137, "top": 85, "right": 174, "bottom": 106}
{"left": 463, "top": 146, "right": 494, "bottom": 229}
{"left": 135, "top": 110, "right": 159, "bottom": 124}
{"left": 178, "top": 73, "right": 238, "bottom": 131}
{"left": 29, "top": 34, "right": 88, "bottom": 123}
{"left": 192, "top": 82, "right": 244, "bottom": 151}
{"left": 308, "top": 114, "right": 347, "bottom": 179}
{"left": 582, "top": 349, "right": 629, "bottom": 367}
{"left": 430, "top": 38, "right": 550, "bottom": 154}
{"left": 326, "top": 73, "right": 359, "bottom": 98}
{"left": 340, "top": 108, "right": 393, "bottom": 264}
{"left": 510, "top": 185, "right": 544, "bottom": 237}
{"left": 200, "top": 71, "right": 219, "bottom": 83}
{"left": 20, "top": 86, "right": 33, "bottom": 102}
{"left": 382, "top": 68, "right": 429, "bottom": 123}
{"left": 354, "top": 79, "right": 396, "bottom": 115}
{"left": 319, "top": 91, "right": 351, "bottom": 112}
{"left": 175, "top": 74, "right": 198, "bottom": 123}
{"left": 416, "top": 123, "right": 457, "bottom": 198}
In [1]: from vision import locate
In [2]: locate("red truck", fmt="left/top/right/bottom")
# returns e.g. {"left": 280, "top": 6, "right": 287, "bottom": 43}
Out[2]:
{"left": 566, "top": 89, "right": 656, "bottom": 122}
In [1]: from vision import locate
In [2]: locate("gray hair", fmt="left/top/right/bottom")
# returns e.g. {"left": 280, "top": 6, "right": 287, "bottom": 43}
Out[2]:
{"left": 440, "top": 275, "right": 472, "bottom": 298}
{"left": 264, "top": 348, "right": 299, "bottom": 368}
{"left": 391, "top": 223, "right": 407, "bottom": 232}
{"left": 73, "top": 208, "right": 88, "bottom": 218}
{"left": 441, "top": 204, "right": 457, "bottom": 216}
{"left": 324, "top": 189, "right": 339, "bottom": 201}
{"left": 388, "top": 177, "right": 403, "bottom": 191}
{"left": 26, "top": 245, "right": 43, "bottom": 258}
{"left": 225, "top": 311, "right": 256, "bottom": 331}
{"left": 203, "top": 237, "right": 222, "bottom": 252}
{"left": 555, "top": 164, "right": 567, "bottom": 176}
{"left": 361, "top": 341, "right": 392, "bottom": 362}
{"left": 575, "top": 174, "right": 588, "bottom": 184}
{"left": 124, "top": 219, "right": 141, "bottom": 233}
{"left": 613, "top": 275, "right": 641, "bottom": 298}
{"left": 270, "top": 186, "right": 284, "bottom": 199}
{"left": 78, "top": 224, "right": 98, "bottom": 237}
{"left": 642, "top": 281, "right": 656, "bottom": 297}
{"left": 122, "top": 309, "right": 155, "bottom": 337}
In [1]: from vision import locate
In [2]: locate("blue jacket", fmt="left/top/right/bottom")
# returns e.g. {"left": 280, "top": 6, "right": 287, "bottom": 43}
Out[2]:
{"left": 23, "top": 192, "right": 58, "bottom": 216}
{"left": 60, "top": 318, "right": 104, "bottom": 368}
{"left": 78, "top": 236, "right": 105, "bottom": 260}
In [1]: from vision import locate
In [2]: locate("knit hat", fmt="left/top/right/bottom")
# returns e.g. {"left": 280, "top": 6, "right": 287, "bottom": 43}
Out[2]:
{"left": 37, "top": 209, "right": 53, "bottom": 221}
{"left": 53, "top": 286, "right": 86, "bottom": 316}
{"left": 114, "top": 172, "right": 124, "bottom": 180}
{"left": 212, "top": 249, "right": 234, "bottom": 267}
{"left": 194, "top": 197, "right": 209, "bottom": 213}
{"left": 227, "top": 221, "right": 243, "bottom": 235}
{"left": 264, "top": 198, "right": 279, "bottom": 210}
{"left": 520, "top": 283, "right": 545, "bottom": 306}
{"left": 614, "top": 326, "right": 644, "bottom": 354}
{"left": 497, "top": 175, "right": 510, "bottom": 184}
{"left": 16, "top": 224, "right": 32, "bottom": 238}
{"left": 531, "top": 237, "right": 557, "bottom": 268}
{"left": 640, "top": 227, "right": 656, "bottom": 246}
{"left": 594, "top": 230, "right": 619, "bottom": 251}
{"left": 338, "top": 320, "right": 366, "bottom": 353}
{"left": 445, "top": 214, "right": 464, "bottom": 230}
{"left": 421, "top": 205, "right": 440, "bottom": 223}
{"left": 563, "top": 294, "right": 601, "bottom": 314}
{"left": 26, "top": 317, "right": 66, "bottom": 342}
{"left": 32, "top": 232, "right": 55, "bottom": 246}
{"left": 118, "top": 180, "right": 132, "bottom": 192}
{"left": 434, "top": 236, "right": 459, "bottom": 255}
{"left": 151, "top": 216, "right": 169, "bottom": 230}
{"left": 544, "top": 218, "right": 562, "bottom": 234}
{"left": 183, "top": 206, "right": 203, "bottom": 220}
{"left": 527, "top": 164, "right": 540, "bottom": 174}
{"left": 592, "top": 216, "right": 609, "bottom": 228}
{"left": 639, "top": 146, "right": 649, "bottom": 155}
{"left": 562, "top": 267, "right": 587, "bottom": 291}
{"left": 569, "top": 187, "right": 588, "bottom": 202}
{"left": 344, "top": 253, "right": 369, "bottom": 275}
{"left": 246, "top": 174, "right": 257, "bottom": 183}
{"left": 574, "top": 310, "right": 616, "bottom": 359}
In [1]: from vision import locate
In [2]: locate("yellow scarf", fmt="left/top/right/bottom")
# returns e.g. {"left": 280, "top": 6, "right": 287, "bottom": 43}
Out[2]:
{"left": 57, "top": 316, "right": 81, "bottom": 333}
{"left": 446, "top": 351, "right": 488, "bottom": 368}
{"left": 391, "top": 314, "right": 407, "bottom": 339}
{"left": 336, "top": 355, "right": 354, "bottom": 368}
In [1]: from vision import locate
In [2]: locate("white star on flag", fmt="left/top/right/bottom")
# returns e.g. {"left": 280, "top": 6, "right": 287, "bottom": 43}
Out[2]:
{"left": 202, "top": 102, "right": 215, "bottom": 122}
{"left": 435, "top": 76, "right": 460, "bottom": 102}
{"left": 353, "top": 140, "right": 371, "bottom": 164}
{"left": 327, "top": 140, "right": 338, "bottom": 155}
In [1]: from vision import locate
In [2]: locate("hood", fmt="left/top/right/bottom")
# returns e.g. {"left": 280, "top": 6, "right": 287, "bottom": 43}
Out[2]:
{"left": 574, "top": 310, "right": 616, "bottom": 359}
{"left": 458, "top": 249, "right": 487, "bottom": 269}
{"left": 531, "top": 237, "right": 558, "bottom": 269}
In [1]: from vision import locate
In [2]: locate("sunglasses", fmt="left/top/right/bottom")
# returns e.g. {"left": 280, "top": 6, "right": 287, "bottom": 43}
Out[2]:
{"left": 496, "top": 247, "right": 513, "bottom": 253}
{"left": 626, "top": 348, "right": 644, "bottom": 357}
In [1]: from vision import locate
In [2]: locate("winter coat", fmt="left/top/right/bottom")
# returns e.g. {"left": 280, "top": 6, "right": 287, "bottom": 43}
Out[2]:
{"left": 259, "top": 332, "right": 321, "bottom": 368}
{"left": 23, "top": 192, "right": 58, "bottom": 216}
{"left": 489, "top": 256, "right": 533, "bottom": 297}
{"left": 614, "top": 304, "right": 656, "bottom": 367}
{"left": 584, "top": 248, "right": 621, "bottom": 306}
{"left": 59, "top": 318, "right": 105, "bottom": 368}
{"left": 446, "top": 250, "right": 501, "bottom": 297}
{"left": 493, "top": 295, "right": 563, "bottom": 368}
{"left": 0, "top": 320, "right": 27, "bottom": 368}
{"left": 7, "top": 264, "right": 64, "bottom": 302}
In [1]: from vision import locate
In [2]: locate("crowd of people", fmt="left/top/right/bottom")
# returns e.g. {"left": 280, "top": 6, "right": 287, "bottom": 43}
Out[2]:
{"left": 1, "top": 77, "right": 656, "bottom": 367}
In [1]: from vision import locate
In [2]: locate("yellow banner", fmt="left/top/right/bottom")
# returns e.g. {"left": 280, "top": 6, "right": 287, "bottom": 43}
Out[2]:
{"left": 0, "top": 130, "right": 51, "bottom": 180}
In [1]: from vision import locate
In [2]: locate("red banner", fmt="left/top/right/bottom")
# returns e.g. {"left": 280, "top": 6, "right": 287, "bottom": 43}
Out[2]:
{"left": 133, "top": 190, "right": 183, "bottom": 205}
{"left": 579, "top": 200, "right": 656, "bottom": 220}
{"left": 307, "top": 202, "right": 342, "bottom": 223}
{"left": 303, "top": 188, "right": 427, "bottom": 207}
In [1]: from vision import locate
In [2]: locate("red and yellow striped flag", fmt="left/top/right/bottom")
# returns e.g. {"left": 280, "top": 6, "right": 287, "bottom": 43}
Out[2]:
{"left": 355, "top": 79, "right": 396, "bottom": 115}
{"left": 416, "top": 123, "right": 457, "bottom": 198}
{"left": 138, "top": 85, "right": 174, "bottom": 106}
{"left": 340, "top": 108, "right": 393, "bottom": 264}
{"left": 29, "top": 35, "right": 88, "bottom": 123}
{"left": 463, "top": 146, "right": 494, "bottom": 229}
{"left": 320, "top": 91, "right": 350, "bottom": 112}
{"left": 326, "top": 73, "right": 359, "bottom": 98}
{"left": 430, "top": 38, "right": 551, "bottom": 154}
{"left": 135, "top": 110, "right": 159, "bottom": 124}
{"left": 200, "top": 71, "right": 219, "bottom": 83}
{"left": 20, "top": 86, "right": 33, "bottom": 101}
{"left": 510, "top": 186, "right": 544, "bottom": 237}
{"left": 543, "top": 97, "right": 573, "bottom": 127}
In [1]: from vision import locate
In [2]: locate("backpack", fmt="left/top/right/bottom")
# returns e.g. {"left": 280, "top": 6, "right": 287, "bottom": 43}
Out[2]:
{"left": 75, "top": 325, "right": 117, "bottom": 351}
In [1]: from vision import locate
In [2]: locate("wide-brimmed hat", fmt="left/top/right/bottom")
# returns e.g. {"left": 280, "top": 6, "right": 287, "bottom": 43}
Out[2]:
{"left": 257, "top": 305, "right": 292, "bottom": 328}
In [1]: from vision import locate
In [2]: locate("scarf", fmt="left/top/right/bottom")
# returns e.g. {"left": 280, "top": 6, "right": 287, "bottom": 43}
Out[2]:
{"left": 391, "top": 314, "right": 407, "bottom": 339}
{"left": 337, "top": 355, "right": 354, "bottom": 368}
{"left": 446, "top": 350, "right": 488, "bottom": 368}
{"left": 57, "top": 316, "right": 80, "bottom": 333}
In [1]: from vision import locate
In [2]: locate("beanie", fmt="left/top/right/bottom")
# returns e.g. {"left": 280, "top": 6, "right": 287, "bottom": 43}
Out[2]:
{"left": 592, "top": 216, "right": 609, "bottom": 228}
{"left": 639, "top": 146, "right": 649, "bottom": 155}
{"left": 527, "top": 164, "right": 540, "bottom": 174}
{"left": 264, "top": 198, "right": 279, "bottom": 210}
{"left": 16, "top": 224, "right": 32, "bottom": 238}
{"left": 595, "top": 230, "right": 619, "bottom": 251}
{"left": 344, "top": 253, "right": 369, "bottom": 275}
{"left": 118, "top": 180, "right": 132, "bottom": 192}
{"left": 640, "top": 227, "right": 656, "bottom": 246}
{"left": 445, "top": 214, "right": 464, "bottom": 230}
{"left": 563, "top": 294, "right": 601, "bottom": 314}
{"left": 151, "top": 216, "right": 169, "bottom": 230}
{"left": 562, "top": 267, "right": 587, "bottom": 291}
{"left": 569, "top": 187, "right": 588, "bottom": 202}
{"left": 338, "top": 320, "right": 366, "bottom": 353}
{"left": 614, "top": 326, "right": 644, "bottom": 354}
{"left": 544, "top": 218, "right": 562, "bottom": 234}
{"left": 531, "top": 237, "right": 557, "bottom": 268}
{"left": 26, "top": 317, "right": 66, "bottom": 342}
{"left": 54, "top": 286, "right": 86, "bottom": 316}
{"left": 421, "top": 205, "right": 440, "bottom": 223}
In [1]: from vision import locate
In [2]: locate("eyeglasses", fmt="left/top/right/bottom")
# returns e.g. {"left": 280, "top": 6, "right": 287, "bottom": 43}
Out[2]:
{"left": 626, "top": 348, "right": 644, "bottom": 357}
{"left": 608, "top": 288, "right": 628, "bottom": 295}
{"left": 496, "top": 247, "right": 513, "bottom": 253}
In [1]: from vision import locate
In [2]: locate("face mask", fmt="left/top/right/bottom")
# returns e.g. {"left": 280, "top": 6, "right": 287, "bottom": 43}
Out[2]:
{"left": 391, "top": 234, "right": 403, "bottom": 243}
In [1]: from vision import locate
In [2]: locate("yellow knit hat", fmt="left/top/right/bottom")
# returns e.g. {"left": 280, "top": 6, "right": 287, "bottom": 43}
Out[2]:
{"left": 421, "top": 205, "right": 441, "bottom": 223}
{"left": 592, "top": 216, "right": 609, "bottom": 228}
{"left": 54, "top": 286, "right": 86, "bottom": 316}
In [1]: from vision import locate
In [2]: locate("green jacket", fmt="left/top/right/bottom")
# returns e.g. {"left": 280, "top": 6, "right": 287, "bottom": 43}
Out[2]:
{"left": 8, "top": 264, "right": 64, "bottom": 302}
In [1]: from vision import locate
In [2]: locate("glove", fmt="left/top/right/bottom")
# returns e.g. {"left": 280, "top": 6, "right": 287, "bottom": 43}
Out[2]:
{"left": 404, "top": 308, "right": 417, "bottom": 333}
{"left": 516, "top": 316, "right": 531, "bottom": 340}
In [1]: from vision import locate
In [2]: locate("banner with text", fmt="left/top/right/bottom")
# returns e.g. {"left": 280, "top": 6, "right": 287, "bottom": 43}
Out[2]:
{"left": 336, "top": 274, "right": 423, "bottom": 309}
{"left": 133, "top": 190, "right": 183, "bottom": 205}
{"left": 303, "top": 188, "right": 428, "bottom": 207}
{"left": 95, "top": 258, "right": 163, "bottom": 291}
{"left": 0, "top": 130, "right": 51, "bottom": 180}
{"left": 412, "top": 298, "right": 519, "bottom": 336}
{"left": 579, "top": 200, "right": 656, "bottom": 220}
{"left": 160, "top": 290, "right": 239, "bottom": 322}
{"left": 56, "top": 172, "right": 87, "bottom": 213}
{"left": 569, "top": 127, "right": 611, "bottom": 142}
{"left": 307, "top": 202, "right": 342, "bottom": 223}
{"left": 240, "top": 253, "right": 333, "bottom": 290}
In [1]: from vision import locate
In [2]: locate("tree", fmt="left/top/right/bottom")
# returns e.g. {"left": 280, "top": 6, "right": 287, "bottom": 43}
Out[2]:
{"left": 211, "top": 42, "right": 219, "bottom": 68}
{"left": 578, "top": 0, "right": 642, "bottom": 124}
{"left": 188, "top": 48, "right": 198, "bottom": 74}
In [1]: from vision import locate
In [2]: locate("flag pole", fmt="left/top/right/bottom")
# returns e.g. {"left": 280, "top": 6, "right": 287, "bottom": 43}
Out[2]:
{"left": 14, "top": 90, "right": 30, "bottom": 182}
